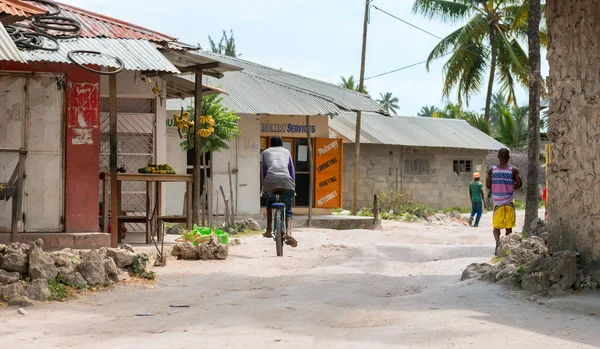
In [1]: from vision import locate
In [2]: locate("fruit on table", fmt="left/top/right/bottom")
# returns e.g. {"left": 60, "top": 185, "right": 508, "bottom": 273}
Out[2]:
{"left": 137, "top": 163, "right": 176, "bottom": 175}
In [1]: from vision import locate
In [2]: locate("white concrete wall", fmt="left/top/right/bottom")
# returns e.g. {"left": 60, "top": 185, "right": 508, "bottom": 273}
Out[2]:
{"left": 164, "top": 112, "right": 262, "bottom": 216}
{"left": 213, "top": 114, "right": 261, "bottom": 216}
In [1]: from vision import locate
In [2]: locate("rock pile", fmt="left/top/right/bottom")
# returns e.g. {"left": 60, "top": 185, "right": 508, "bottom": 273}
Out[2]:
{"left": 172, "top": 235, "right": 229, "bottom": 260}
{"left": 0, "top": 240, "right": 144, "bottom": 307}
{"left": 462, "top": 219, "right": 597, "bottom": 296}
{"left": 226, "top": 218, "right": 262, "bottom": 235}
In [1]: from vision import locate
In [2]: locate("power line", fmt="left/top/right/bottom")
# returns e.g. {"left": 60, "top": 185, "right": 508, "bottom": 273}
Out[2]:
{"left": 365, "top": 59, "right": 428, "bottom": 80}
{"left": 365, "top": 5, "right": 482, "bottom": 80}
{"left": 371, "top": 4, "right": 443, "bottom": 40}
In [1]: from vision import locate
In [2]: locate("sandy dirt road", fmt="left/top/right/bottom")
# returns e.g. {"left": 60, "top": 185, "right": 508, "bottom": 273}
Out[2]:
{"left": 1, "top": 211, "right": 599, "bottom": 349}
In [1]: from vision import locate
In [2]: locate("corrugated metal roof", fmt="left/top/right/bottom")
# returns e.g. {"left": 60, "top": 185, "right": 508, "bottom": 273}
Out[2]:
{"left": 29, "top": 1, "right": 178, "bottom": 42}
{"left": 194, "top": 51, "right": 386, "bottom": 114}
{"left": 167, "top": 72, "right": 341, "bottom": 116}
{"left": 0, "top": 0, "right": 46, "bottom": 18}
{"left": 163, "top": 74, "right": 228, "bottom": 99}
{"left": 330, "top": 112, "right": 506, "bottom": 151}
{"left": 19, "top": 37, "right": 179, "bottom": 73}
{"left": 159, "top": 49, "right": 242, "bottom": 77}
{"left": 0, "top": 22, "right": 23, "bottom": 62}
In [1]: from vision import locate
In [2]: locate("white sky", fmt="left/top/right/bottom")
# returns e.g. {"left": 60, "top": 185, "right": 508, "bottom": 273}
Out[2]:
{"left": 60, "top": 0, "right": 549, "bottom": 115}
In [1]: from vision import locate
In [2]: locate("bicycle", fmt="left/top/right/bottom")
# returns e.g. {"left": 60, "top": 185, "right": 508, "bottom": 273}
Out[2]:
{"left": 265, "top": 189, "right": 287, "bottom": 257}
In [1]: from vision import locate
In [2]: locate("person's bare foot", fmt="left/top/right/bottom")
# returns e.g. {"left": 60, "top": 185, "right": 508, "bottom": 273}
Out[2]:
{"left": 263, "top": 231, "right": 273, "bottom": 238}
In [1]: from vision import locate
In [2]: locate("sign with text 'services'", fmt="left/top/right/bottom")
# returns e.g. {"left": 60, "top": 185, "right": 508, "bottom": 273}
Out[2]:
{"left": 314, "top": 138, "right": 343, "bottom": 208}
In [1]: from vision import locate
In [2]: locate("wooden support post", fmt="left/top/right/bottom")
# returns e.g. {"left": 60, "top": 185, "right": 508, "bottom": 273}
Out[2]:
{"left": 186, "top": 181, "right": 193, "bottom": 230}
{"left": 109, "top": 73, "right": 118, "bottom": 248}
{"left": 11, "top": 152, "right": 25, "bottom": 243}
{"left": 219, "top": 186, "right": 231, "bottom": 228}
{"left": 117, "top": 180, "right": 122, "bottom": 243}
{"left": 228, "top": 162, "right": 235, "bottom": 226}
{"left": 207, "top": 176, "right": 213, "bottom": 227}
{"left": 102, "top": 176, "right": 109, "bottom": 233}
{"left": 373, "top": 194, "right": 381, "bottom": 226}
{"left": 306, "top": 115, "right": 313, "bottom": 227}
{"left": 156, "top": 181, "right": 163, "bottom": 242}
{"left": 145, "top": 181, "right": 152, "bottom": 244}
{"left": 192, "top": 70, "right": 203, "bottom": 225}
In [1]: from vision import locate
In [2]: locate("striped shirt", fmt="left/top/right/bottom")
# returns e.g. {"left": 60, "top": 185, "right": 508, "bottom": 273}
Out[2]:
{"left": 491, "top": 165, "right": 515, "bottom": 207}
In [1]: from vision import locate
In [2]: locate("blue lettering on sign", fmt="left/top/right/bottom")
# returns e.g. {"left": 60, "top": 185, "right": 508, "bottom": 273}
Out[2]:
{"left": 260, "top": 123, "right": 316, "bottom": 134}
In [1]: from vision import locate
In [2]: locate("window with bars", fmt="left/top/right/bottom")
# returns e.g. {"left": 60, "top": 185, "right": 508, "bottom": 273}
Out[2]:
{"left": 453, "top": 160, "right": 472, "bottom": 174}
{"left": 98, "top": 98, "right": 155, "bottom": 232}
{"left": 404, "top": 159, "right": 429, "bottom": 175}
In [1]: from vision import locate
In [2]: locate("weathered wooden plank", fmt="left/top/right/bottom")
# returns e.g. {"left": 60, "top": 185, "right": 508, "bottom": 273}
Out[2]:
{"left": 109, "top": 73, "right": 118, "bottom": 248}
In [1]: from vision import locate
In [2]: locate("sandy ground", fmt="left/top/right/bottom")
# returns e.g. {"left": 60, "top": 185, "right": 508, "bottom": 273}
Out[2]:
{"left": 1, "top": 210, "right": 599, "bottom": 349}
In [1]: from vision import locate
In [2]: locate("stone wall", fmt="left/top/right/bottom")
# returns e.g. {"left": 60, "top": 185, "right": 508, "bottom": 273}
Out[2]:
{"left": 342, "top": 144, "right": 489, "bottom": 210}
{"left": 546, "top": 0, "right": 600, "bottom": 280}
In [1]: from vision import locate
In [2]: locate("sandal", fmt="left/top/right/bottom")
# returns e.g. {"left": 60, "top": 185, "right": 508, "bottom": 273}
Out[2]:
{"left": 263, "top": 231, "right": 273, "bottom": 238}
{"left": 285, "top": 236, "right": 298, "bottom": 248}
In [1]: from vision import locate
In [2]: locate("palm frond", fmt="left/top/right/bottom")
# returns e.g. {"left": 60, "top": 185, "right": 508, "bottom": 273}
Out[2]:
{"left": 495, "top": 35, "right": 529, "bottom": 105}
{"left": 418, "top": 105, "right": 438, "bottom": 117}
{"left": 412, "top": 0, "right": 473, "bottom": 23}
{"left": 463, "top": 112, "right": 490, "bottom": 134}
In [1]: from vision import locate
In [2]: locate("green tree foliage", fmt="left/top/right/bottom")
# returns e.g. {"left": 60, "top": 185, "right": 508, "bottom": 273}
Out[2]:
{"left": 433, "top": 102, "right": 465, "bottom": 119}
{"left": 201, "top": 30, "right": 241, "bottom": 57}
{"left": 339, "top": 75, "right": 367, "bottom": 93}
{"left": 412, "top": 0, "right": 547, "bottom": 123}
{"left": 495, "top": 105, "right": 529, "bottom": 148}
{"left": 179, "top": 94, "right": 241, "bottom": 154}
{"left": 377, "top": 92, "right": 400, "bottom": 114}
{"left": 417, "top": 105, "right": 438, "bottom": 117}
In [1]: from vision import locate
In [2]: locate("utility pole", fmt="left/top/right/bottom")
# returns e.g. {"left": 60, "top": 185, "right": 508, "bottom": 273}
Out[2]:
{"left": 351, "top": 0, "right": 370, "bottom": 215}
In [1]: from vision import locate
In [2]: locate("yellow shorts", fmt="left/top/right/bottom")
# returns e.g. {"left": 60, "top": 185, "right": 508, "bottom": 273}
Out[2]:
{"left": 493, "top": 204, "right": 516, "bottom": 230}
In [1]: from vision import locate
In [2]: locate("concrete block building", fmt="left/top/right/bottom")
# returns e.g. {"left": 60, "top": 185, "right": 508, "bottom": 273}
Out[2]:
{"left": 329, "top": 112, "right": 506, "bottom": 209}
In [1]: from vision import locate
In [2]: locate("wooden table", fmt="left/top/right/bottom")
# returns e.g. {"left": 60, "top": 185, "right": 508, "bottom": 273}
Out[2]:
{"left": 100, "top": 173, "right": 193, "bottom": 244}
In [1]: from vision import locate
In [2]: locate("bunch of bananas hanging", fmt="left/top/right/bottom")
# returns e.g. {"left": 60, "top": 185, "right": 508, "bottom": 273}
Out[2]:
{"left": 198, "top": 115, "right": 215, "bottom": 138}
{"left": 173, "top": 112, "right": 194, "bottom": 132}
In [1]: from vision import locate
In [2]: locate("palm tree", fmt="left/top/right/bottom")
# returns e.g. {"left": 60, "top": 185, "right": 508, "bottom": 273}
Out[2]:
{"left": 417, "top": 105, "right": 438, "bottom": 117}
{"left": 206, "top": 30, "right": 241, "bottom": 57}
{"left": 524, "top": 0, "right": 542, "bottom": 231}
{"left": 495, "top": 106, "right": 528, "bottom": 148}
{"left": 339, "top": 75, "right": 367, "bottom": 93}
{"left": 489, "top": 92, "right": 509, "bottom": 127}
{"left": 433, "top": 102, "right": 465, "bottom": 119}
{"left": 412, "top": 0, "right": 547, "bottom": 124}
{"left": 377, "top": 92, "right": 400, "bottom": 114}
{"left": 463, "top": 112, "right": 490, "bottom": 135}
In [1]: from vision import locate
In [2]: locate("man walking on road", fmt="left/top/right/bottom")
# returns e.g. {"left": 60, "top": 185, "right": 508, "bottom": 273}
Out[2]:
{"left": 487, "top": 148, "right": 522, "bottom": 255}
{"left": 468, "top": 172, "right": 485, "bottom": 227}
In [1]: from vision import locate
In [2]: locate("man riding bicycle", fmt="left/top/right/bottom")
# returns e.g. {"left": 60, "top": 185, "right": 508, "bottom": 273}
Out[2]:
{"left": 261, "top": 136, "right": 298, "bottom": 247}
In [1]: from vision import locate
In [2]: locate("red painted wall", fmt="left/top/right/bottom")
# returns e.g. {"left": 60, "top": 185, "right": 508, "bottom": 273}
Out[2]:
{"left": 64, "top": 70, "right": 100, "bottom": 233}
{"left": 2, "top": 62, "right": 101, "bottom": 233}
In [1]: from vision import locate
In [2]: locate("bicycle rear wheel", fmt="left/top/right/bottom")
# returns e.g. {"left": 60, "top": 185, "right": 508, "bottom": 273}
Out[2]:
{"left": 275, "top": 208, "right": 283, "bottom": 257}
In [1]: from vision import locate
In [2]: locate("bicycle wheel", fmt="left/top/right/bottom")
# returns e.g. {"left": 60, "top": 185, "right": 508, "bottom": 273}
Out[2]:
{"left": 274, "top": 208, "right": 284, "bottom": 257}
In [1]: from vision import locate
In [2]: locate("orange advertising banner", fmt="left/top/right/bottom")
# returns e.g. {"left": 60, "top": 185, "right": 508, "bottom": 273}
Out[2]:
{"left": 314, "top": 138, "right": 343, "bottom": 208}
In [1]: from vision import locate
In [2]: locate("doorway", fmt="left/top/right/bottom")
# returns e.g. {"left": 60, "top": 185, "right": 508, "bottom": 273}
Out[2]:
{"left": 260, "top": 137, "right": 311, "bottom": 207}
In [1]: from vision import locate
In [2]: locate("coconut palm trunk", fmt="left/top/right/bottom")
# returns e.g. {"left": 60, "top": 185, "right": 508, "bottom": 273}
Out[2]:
{"left": 524, "top": 0, "right": 542, "bottom": 232}
{"left": 484, "top": 25, "right": 498, "bottom": 125}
